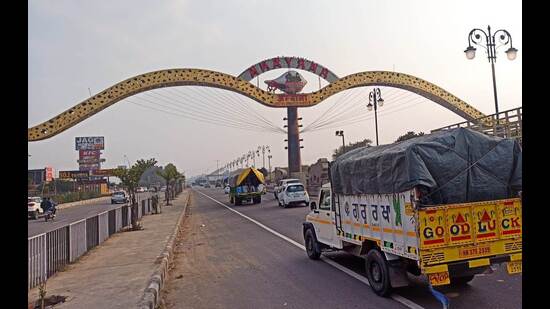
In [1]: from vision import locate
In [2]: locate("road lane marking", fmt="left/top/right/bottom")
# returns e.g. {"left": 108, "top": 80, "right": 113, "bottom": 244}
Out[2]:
{"left": 195, "top": 190, "right": 425, "bottom": 309}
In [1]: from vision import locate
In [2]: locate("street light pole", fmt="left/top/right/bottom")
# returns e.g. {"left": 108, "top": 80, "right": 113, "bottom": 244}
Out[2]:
{"left": 268, "top": 154, "right": 272, "bottom": 183}
{"left": 465, "top": 25, "right": 518, "bottom": 119}
{"left": 335, "top": 130, "right": 345, "bottom": 153}
{"left": 367, "top": 88, "right": 384, "bottom": 146}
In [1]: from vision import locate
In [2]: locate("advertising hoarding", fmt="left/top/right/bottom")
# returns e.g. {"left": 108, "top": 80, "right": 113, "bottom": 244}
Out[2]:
{"left": 91, "top": 169, "right": 117, "bottom": 176}
{"left": 59, "top": 170, "right": 89, "bottom": 179}
{"left": 45, "top": 166, "right": 54, "bottom": 182}
{"left": 77, "top": 158, "right": 106, "bottom": 164}
{"left": 75, "top": 136, "right": 105, "bottom": 150}
{"left": 79, "top": 163, "right": 101, "bottom": 171}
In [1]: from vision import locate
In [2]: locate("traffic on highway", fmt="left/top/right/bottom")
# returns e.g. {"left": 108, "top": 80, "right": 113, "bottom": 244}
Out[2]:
{"left": 175, "top": 185, "right": 521, "bottom": 309}
{"left": 28, "top": 2, "right": 522, "bottom": 308}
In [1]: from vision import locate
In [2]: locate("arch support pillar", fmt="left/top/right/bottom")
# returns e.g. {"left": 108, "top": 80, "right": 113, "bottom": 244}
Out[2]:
{"left": 286, "top": 107, "right": 301, "bottom": 174}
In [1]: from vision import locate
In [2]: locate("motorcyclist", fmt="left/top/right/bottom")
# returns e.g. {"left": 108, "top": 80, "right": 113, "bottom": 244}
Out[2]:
{"left": 43, "top": 197, "right": 56, "bottom": 215}
{"left": 40, "top": 197, "right": 49, "bottom": 213}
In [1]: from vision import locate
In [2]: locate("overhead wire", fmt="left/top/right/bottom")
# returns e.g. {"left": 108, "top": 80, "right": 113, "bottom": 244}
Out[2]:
{"left": 304, "top": 90, "right": 424, "bottom": 132}
{"left": 302, "top": 87, "right": 408, "bottom": 132}
{"left": 170, "top": 87, "right": 286, "bottom": 133}
{"left": 214, "top": 89, "right": 284, "bottom": 130}
{"left": 305, "top": 95, "right": 432, "bottom": 132}
{"left": 301, "top": 89, "right": 356, "bottom": 131}
{"left": 127, "top": 94, "right": 284, "bottom": 133}
{"left": 311, "top": 95, "right": 426, "bottom": 131}
{"left": 143, "top": 89, "right": 285, "bottom": 133}
{"left": 126, "top": 98, "right": 282, "bottom": 133}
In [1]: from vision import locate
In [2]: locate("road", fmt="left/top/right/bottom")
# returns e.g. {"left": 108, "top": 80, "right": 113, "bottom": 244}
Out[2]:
{"left": 163, "top": 187, "right": 522, "bottom": 309}
{"left": 27, "top": 192, "right": 157, "bottom": 237}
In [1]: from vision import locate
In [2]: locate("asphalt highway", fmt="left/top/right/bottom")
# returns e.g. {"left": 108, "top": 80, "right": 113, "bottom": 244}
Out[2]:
{"left": 27, "top": 192, "right": 157, "bottom": 237}
{"left": 164, "top": 187, "right": 522, "bottom": 309}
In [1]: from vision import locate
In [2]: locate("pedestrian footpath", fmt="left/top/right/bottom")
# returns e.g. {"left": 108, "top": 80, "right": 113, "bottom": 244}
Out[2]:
{"left": 28, "top": 191, "right": 190, "bottom": 309}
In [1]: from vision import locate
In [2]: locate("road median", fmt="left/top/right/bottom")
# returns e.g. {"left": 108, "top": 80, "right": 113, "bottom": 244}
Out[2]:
{"left": 138, "top": 192, "right": 191, "bottom": 309}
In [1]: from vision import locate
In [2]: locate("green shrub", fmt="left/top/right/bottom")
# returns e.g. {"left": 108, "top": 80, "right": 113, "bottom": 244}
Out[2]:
{"left": 52, "top": 191, "right": 102, "bottom": 204}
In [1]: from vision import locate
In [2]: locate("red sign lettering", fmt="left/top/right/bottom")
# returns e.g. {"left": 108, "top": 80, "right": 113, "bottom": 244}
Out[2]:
{"left": 297, "top": 58, "right": 305, "bottom": 70}
{"left": 308, "top": 62, "right": 318, "bottom": 73}
{"left": 248, "top": 66, "right": 259, "bottom": 78}
{"left": 284, "top": 57, "right": 293, "bottom": 67}
{"left": 272, "top": 58, "right": 281, "bottom": 69}
{"left": 259, "top": 61, "right": 270, "bottom": 72}
{"left": 319, "top": 68, "right": 329, "bottom": 79}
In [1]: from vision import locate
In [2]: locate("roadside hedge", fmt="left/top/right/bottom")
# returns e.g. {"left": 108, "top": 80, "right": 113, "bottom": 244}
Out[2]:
{"left": 51, "top": 191, "right": 104, "bottom": 204}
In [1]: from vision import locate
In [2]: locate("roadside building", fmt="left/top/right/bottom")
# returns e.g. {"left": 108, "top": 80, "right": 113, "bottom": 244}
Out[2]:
{"left": 307, "top": 158, "right": 329, "bottom": 197}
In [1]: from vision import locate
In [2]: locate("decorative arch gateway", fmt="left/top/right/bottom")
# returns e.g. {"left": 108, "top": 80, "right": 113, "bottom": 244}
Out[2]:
{"left": 28, "top": 56, "right": 488, "bottom": 142}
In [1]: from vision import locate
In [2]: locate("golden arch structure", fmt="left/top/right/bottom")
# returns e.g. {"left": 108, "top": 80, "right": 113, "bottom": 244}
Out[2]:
{"left": 28, "top": 57, "right": 487, "bottom": 142}
{"left": 29, "top": 56, "right": 489, "bottom": 177}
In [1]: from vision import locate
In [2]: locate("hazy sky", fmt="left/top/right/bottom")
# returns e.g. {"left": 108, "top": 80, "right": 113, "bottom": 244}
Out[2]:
{"left": 28, "top": 0, "right": 522, "bottom": 177}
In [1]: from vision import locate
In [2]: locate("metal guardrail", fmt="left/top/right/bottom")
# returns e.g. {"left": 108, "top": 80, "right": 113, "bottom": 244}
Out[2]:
{"left": 432, "top": 107, "right": 522, "bottom": 144}
{"left": 28, "top": 193, "right": 160, "bottom": 290}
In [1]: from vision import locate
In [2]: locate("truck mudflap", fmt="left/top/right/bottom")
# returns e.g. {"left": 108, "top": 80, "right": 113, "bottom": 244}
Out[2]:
{"left": 423, "top": 252, "right": 522, "bottom": 286}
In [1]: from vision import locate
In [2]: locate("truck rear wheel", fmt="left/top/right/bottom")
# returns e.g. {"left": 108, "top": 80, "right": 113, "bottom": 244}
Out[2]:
{"left": 253, "top": 196, "right": 261, "bottom": 204}
{"left": 235, "top": 197, "right": 242, "bottom": 206}
{"left": 305, "top": 229, "right": 321, "bottom": 260}
{"left": 450, "top": 274, "right": 475, "bottom": 286}
{"left": 365, "top": 249, "right": 392, "bottom": 297}
{"left": 230, "top": 195, "right": 234, "bottom": 204}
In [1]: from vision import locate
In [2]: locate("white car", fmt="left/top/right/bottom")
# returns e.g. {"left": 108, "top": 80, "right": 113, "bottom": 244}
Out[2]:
{"left": 28, "top": 196, "right": 43, "bottom": 219}
{"left": 224, "top": 185, "right": 230, "bottom": 194}
{"left": 274, "top": 178, "right": 301, "bottom": 200}
{"left": 111, "top": 191, "right": 129, "bottom": 204}
{"left": 278, "top": 183, "right": 309, "bottom": 208}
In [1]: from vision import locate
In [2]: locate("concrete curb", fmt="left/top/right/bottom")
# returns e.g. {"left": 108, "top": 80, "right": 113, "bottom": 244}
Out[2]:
{"left": 137, "top": 190, "right": 191, "bottom": 309}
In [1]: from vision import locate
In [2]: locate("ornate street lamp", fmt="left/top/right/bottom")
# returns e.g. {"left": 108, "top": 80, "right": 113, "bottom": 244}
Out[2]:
{"left": 335, "top": 130, "right": 345, "bottom": 153}
{"left": 367, "top": 88, "right": 384, "bottom": 146}
{"left": 465, "top": 25, "right": 518, "bottom": 118}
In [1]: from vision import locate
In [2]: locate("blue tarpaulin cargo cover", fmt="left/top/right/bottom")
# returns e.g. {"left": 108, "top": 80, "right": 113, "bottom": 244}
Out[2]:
{"left": 330, "top": 128, "right": 522, "bottom": 205}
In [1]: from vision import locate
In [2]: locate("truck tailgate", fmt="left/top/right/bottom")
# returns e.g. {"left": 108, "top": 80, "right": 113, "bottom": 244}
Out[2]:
{"left": 418, "top": 198, "right": 522, "bottom": 266}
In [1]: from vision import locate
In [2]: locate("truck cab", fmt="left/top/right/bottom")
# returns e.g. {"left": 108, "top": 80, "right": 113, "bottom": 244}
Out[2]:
{"left": 305, "top": 183, "right": 340, "bottom": 248}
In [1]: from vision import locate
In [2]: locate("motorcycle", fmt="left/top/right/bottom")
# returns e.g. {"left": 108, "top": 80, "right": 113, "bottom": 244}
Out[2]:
{"left": 44, "top": 203, "right": 57, "bottom": 222}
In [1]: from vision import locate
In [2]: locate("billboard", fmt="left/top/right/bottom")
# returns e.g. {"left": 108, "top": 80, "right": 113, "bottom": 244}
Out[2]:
{"left": 79, "top": 163, "right": 101, "bottom": 171}
{"left": 91, "top": 169, "right": 117, "bottom": 176}
{"left": 79, "top": 150, "right": 101, "bottom": 158}
{"left": 77, "top": 158, "right": 106, "bottom": 164}
{"left": 59, "top": 170, "right": 89, "bottom": 179}
{"left": 45, "top": 167, "right": 54, "bottom": 182}
{"left": 75, "top": 136, "right": 104, "bottom": 150}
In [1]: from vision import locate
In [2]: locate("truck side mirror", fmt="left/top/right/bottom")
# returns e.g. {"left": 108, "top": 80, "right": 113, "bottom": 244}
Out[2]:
{"left": 310, "top": 201, "right": 316, "bottom": 210}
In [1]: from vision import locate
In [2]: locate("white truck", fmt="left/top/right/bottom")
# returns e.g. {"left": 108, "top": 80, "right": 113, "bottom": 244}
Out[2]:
{"left": 302, "top": 128, "right": 522, "bottom": 297}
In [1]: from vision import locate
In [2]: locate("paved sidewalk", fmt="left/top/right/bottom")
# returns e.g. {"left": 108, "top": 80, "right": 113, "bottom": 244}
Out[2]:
{"left": 28, "top": 191, "right": 190, "bottom": 309}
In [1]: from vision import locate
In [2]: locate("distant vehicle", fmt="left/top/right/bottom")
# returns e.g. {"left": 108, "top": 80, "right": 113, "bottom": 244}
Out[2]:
{"left": 228, "top": 168, "right": 265, "bottom": 205}
{"left": 224, "top": 185, "right": 230, "bottom": 194}
{"left": 215, "top": 182, "right": 222, "bottom": 188}
{"left": 28, "top": 196, "right": 43, "bottom": 220}
{"left": 160, "top": 186, "right": 167, "bottom": 192}
{"left": 274, "top": 178, "right": 301, "bottom": 200}
{"left": 136, "top": 187, "right": 147, "bottom": 193}
{"left": 111, "top": 191, "right": 129, "bottom": 204}
{"left": 278, "top": 183, "right": 309, "bottom": 208}
{"left": 204, "top": 183, "right": 211, "bottom": 188}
